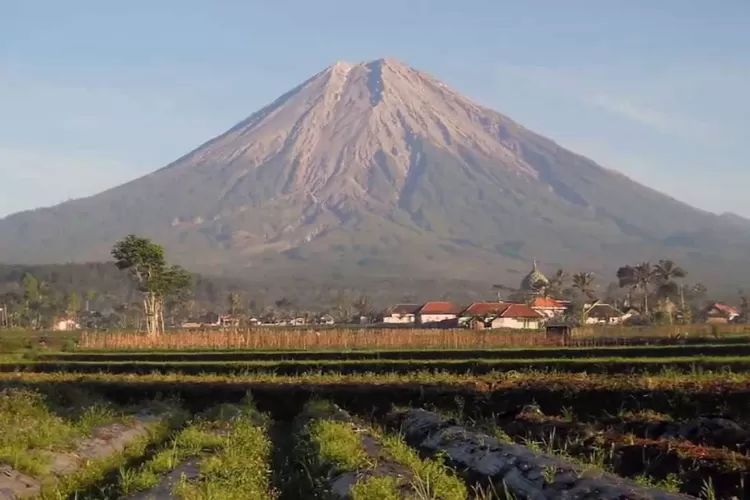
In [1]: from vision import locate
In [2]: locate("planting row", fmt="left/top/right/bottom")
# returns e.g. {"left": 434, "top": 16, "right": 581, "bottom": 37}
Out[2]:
{"left": 4, "top": 386, "right": 748, "bottom": 498}
{"left": 5, "top": 355, "right": 750, "bottom": 376}
{"left": 38, "top": 342, "right": 750, "bottom": 362}
{"left": 3, "top": 370, "right": 750, "bottom": 424}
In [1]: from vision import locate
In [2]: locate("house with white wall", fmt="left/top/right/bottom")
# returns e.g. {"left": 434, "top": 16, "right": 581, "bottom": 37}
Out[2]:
{"left": 457, "top": 302, "right": 510, "bottom": 326}
{"left": 417, "top": 301, "right": 460, "bottom": 325}
{"left": 458, "top": 302, "right": 542, "bottom": 329}
{"left": 487, "top": 304, "right": 544, "bottom": 329}
{"left": 584, "top": 302, "right": 625, "bottom": 325}
{"left": 383, "top": 304, "right": 422, "bottom": 324}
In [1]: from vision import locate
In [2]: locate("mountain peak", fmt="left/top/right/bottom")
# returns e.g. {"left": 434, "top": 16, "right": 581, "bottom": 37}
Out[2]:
{"left": 367, "top": 56, "right": 407, "bottom": 68}
{"left": 1, "top": 58, "right": 749, "bottom": 295}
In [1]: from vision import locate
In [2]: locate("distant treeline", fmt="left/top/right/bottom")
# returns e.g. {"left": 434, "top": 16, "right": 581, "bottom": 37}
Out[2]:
{"left": 0, "top": 261, "right": 489, "bottom": 328}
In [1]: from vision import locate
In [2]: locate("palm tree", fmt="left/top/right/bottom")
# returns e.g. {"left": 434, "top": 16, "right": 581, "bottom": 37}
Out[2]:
{"left": 653, "top": 260, "right": 687, "bottom": 323}
{"left": 653, "top": 259, "right": 687, "bottom": 300}
{"left": 572, "top": 272, "right": 596, "bottom": 323}
{"left": 617, "top": 262, "right": 657, "bottom": 315}
{"left": 616, "top": 266, "right": 638, "bottom": 309}
{"left": 572, "top": 272, "right": 596, "bottom": 298}
{"left": 547, "top": 269, "right": 568, "bottom": 299}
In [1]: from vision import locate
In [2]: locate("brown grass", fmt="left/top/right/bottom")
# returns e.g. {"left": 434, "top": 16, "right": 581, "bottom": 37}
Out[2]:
{"left": 77, "top": 323, "right": 750, "bottom": 351}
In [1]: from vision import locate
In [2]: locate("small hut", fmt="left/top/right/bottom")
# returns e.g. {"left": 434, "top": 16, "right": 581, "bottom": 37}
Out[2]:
{"left": 545, "top": 321, "right": 574, "bottom": 344}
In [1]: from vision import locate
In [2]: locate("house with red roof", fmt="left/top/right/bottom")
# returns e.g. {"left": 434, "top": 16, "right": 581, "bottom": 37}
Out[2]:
{"left": 458, "top": 302, "right": 543, "bottom": 329}
{"left": 417, "top": 301, "right": 461, "bottom": 325}
{"left": 457, "top": 302, "right": 510, "bottom": 326}
{"left": 705, "top": 303, "right": 739, "bottom": 323}
{"left": 529, "top": 297, "right": 569, "bottom": 318}
{"left": 487, "top": 303, "right": 544, "bottom": 330}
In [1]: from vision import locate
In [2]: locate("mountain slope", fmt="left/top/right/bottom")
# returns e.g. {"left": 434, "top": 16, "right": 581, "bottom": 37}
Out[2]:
{"left": 1, "top": 58, "right": 748, "bottom": 290}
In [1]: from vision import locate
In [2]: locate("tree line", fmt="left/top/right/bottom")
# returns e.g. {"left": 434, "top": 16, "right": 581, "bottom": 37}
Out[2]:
{"left": 2, "top": 234, "right": 749, "bottom": 332}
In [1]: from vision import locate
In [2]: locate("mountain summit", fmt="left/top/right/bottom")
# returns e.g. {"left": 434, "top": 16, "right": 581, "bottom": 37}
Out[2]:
{"left": 1, "top": 58, "right": 749, "bottom": 290}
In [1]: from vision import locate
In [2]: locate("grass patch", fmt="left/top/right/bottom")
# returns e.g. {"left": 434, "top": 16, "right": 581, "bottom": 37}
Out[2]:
{"left": 350, "top": 475, "right": 402, "bottom": 500}
{"left": 378, "top": 431, "right": 467, "bottom": 499}
{"left": 294, "top": 400, "right": 377, "bottom": 498}
{"left": 7, "top": 355, "right": 750, "bottom": 376}
{"left": 38, "top": 341, "right": 750, "bottom": 362}
{"left": 308, "top": 418, "right": 370, "bottom": 471}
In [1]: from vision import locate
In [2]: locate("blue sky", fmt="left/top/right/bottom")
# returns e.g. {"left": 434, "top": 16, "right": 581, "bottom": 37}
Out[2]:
{"left": 1, "top": 0, "right": 749, "bottom": 217}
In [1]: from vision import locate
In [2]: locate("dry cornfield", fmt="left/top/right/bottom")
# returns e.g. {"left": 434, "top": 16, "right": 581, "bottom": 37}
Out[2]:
{"left": 78, "top": 323, "right": 750, "bottom": 351}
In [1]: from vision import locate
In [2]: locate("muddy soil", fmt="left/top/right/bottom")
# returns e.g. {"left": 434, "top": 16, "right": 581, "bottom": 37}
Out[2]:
{"left": 496, "top": 408, "right": 750, "bottom": 499}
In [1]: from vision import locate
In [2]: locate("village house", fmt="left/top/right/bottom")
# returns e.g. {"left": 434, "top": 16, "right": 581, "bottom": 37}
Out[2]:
{"left": 457, "top": 302, "right": 510, "bottom": 327}
{"left": 487, "top": 304, "right": 544, "bottom": 329}
{"left": 621, "top": 307, "right": 640, "bottom": 323}
{"left": 584, "top": 302, "right": 625, "bottom": 325}
{"left": 317, "top": 314, "right": 335, "bottom": 326}
{"left": 52, "top": 318, "right": 80, "bottom": 331}
{"left": 458, "top": 302, "right": 543, "bottom": 329}
{"left": 417, "top": 301, "right": 461, "bottom": 325}
{"left": 181, "top": 312, "right": 240, "bottom": 329}
{"left": 705, "top": 303, "right": 739, "bottom": 323}
{"left": 529, "top": 297, "right": 569, "bottom": 318}
{"left": 383, "top": 304, "right": 422, "bottom": 324}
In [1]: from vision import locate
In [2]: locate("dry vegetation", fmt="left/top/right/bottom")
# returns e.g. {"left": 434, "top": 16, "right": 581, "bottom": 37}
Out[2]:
{"left": 79, "top": 324, "right": 750, "bottom": 351}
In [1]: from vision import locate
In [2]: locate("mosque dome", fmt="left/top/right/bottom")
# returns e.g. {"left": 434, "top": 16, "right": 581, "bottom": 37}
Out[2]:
{"left": 520, "top": 260, "right": 549, "bottom": 292}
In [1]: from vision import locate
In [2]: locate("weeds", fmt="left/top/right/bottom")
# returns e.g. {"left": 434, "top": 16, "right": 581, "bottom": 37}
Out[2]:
{"left": 350, "top": 476, "right": 402, "bottom": 500}
{"left": 379, "top": 432, "right": 467, "bottom": 499}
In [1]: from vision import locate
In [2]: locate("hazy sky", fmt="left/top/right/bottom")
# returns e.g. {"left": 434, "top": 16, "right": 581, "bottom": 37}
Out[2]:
{"left": 2, "top": 0, "right": 749, "bottom": 217}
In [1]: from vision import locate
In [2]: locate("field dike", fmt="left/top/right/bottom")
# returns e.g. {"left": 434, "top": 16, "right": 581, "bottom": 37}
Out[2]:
{"left": 0, "top": 396, "right": 179, "bottom": 499}
{"left": 391, "top": 409, "right": 694, "bottom": 500}
{"left": 293, "top": 400, "right": 466, "bottom": 499}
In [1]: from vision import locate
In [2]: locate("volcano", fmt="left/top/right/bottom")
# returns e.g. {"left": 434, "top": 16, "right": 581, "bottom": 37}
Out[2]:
{"left": 1, "top": 58, "right": 748, "bottom": 291}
